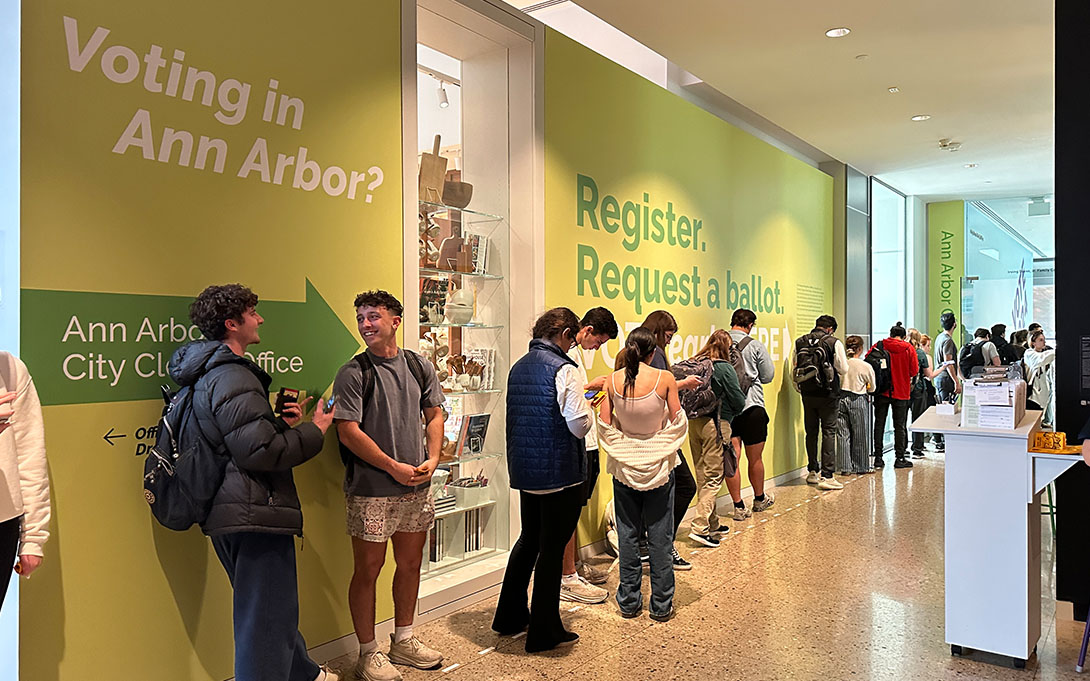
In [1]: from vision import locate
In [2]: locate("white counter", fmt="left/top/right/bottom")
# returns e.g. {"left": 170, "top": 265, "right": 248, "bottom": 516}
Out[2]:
{"left": 911, "top": 407, "right": 1078, "bottom": 667}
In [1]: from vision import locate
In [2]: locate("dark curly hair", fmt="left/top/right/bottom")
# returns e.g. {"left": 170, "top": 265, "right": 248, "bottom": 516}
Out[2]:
{"left": 190, "top": 284, "right": 259, "bottom": 341}
{"left": 353, "top": 290, "right": 404, "bottom": 317}
{"left": 532, "top": 307, "right": 580, "bottom": 341}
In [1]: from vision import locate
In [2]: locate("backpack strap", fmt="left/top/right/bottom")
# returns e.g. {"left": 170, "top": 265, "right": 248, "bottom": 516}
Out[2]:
{"left": 353, "top": 349, "right": 430, "bottom": 416}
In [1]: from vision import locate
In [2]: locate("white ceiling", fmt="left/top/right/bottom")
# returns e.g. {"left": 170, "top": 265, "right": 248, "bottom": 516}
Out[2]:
{"left": 551, "top": 0, "right": 1054, "bottom": 201}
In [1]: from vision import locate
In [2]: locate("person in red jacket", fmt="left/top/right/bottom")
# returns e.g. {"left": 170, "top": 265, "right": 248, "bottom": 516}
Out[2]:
{"left": 871, "top": 323, "right": 920, "bottom": 469}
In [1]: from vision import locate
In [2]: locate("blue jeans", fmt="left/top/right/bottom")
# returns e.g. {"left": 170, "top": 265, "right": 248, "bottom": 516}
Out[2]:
{"left": 613, "top": 473, "right": 675, "bottom": 617}
{"left": 211, "top": 532, "right": 320, "bottom": 681}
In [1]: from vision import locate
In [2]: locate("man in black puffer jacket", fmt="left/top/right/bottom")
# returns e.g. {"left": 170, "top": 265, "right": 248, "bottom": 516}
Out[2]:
{"left": 169, "top": 283, "right": 338, "bottom": 681}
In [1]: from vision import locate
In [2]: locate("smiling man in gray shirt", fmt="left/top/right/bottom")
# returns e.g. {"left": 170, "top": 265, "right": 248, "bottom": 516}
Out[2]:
{"left": 333, "top": 290, "right": 446, "bottom": 681}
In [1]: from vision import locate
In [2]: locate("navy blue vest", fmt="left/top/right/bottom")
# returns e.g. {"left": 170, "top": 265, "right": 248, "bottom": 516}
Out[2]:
{"left": 506, "top": 339, "right": 586, "bottom": 491}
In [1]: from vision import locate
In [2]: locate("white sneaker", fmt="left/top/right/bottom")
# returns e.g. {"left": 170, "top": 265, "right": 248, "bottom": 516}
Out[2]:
{"left": 388, "top": 634, "right": 444, "bottom": 670}
{"left": 751, "top": 492, "right": 775, "bottom": 513}
{"left": 354, "top": 651, "right": 402, "bottom": 681}
{"left": 560, "top": 575, "right": 609, "bottom": 604}
{"left": 314, "top": 666, "right": 341, "bottom": 681}
{"left": 805, "top": 471, "right": 821, "bottom": 484}
{"left": 817, "top": 476, "right": 844, "bottom": 491}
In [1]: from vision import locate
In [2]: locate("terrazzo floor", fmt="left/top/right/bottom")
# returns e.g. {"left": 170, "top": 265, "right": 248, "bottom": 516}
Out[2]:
{"left": 326, "top": 448, "right": 1087, "bottom": 680}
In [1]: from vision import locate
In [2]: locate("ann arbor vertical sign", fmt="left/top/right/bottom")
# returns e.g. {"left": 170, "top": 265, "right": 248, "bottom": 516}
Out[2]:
{"left": 928, "top": 201, "right": 966, "bottom": 338}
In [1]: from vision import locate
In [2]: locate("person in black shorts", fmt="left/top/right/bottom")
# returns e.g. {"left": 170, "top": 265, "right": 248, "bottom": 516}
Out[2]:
{"left": 727, "top": 309, "right": 777, "bottom": 519}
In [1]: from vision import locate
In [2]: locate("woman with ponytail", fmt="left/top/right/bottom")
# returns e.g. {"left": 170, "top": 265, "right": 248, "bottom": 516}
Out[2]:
{"left": 598, "top": 327, "right": 687, "bottom": 621}
{"left": 615, "top": 310, "right": 700, "bottom": 570}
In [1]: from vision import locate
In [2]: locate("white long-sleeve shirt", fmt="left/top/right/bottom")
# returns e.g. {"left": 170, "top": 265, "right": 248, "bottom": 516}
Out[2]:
{"left": 0, "top": 352, "right": 51, "bottom": 557}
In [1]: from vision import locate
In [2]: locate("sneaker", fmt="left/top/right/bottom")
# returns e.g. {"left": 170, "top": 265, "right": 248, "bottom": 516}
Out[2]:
{"left": 805, "top": 471, "right": 821, "bottom": 484}
{"left": 649, "top": 607, "right": 675, "bottom": 622}
{"left": 873, "top": 457, "right": 886, "bottom": 469}
{"left": 894, "top": 458, "right": 913, "bottom": 469}
{"left": 560, "top": 575, "right": 609, "bottom": 604}
{"left": 935, "top": 443, "right": 946, "bottom": 453}
{"left": 670, "top": 547, "right": 692, "bottom": 571}
{"left": 620, "top": 607, "right": 642, "bottom": 619}
{"left": 912, "top": 451, "right": 926, "bottom": 459}
{"left": 577, "top": 562, "right": 608, "bottom": 585}
{"left": 354, "top": 651, "right": 402, "bottom": 681}
{"left": 315, "top": 666, "right": 341, "bottom": 681}
{"left": 388, "top": 634, "right": 443, "bottom": 670}
{"left": 751, "top": 493, "right": 775, "bottom": 513}
{"left": 688, "top": 532, "right": 720, "bottom": 548}
{"left": 732, "top": 504, "right": 752, "bottom": 521}
{"left": 817, "top": 476, "right": 844, "bottom": 491}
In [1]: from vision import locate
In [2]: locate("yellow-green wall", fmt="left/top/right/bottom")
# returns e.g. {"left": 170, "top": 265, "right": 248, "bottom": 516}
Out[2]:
{"left": 541, "top": 30, "right": 834, "bottom": 544}
{"left": 20, "top": 2, "right": 403, "bottom": 679}
{"left": 927, "top": 201, "right": 966, "bottom": 340}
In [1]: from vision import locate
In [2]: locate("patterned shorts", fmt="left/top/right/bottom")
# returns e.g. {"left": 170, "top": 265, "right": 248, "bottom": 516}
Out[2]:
{"left": 346, "top": 487, "right": 435, "bottom": 542}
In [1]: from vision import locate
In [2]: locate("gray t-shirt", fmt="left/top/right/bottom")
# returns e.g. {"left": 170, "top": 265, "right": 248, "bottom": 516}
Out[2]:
{"left": 333, "top": 349, "right": 445, "bottom": 497}
{"left": 934, "top": 331, "right": 957, "bottom": 386}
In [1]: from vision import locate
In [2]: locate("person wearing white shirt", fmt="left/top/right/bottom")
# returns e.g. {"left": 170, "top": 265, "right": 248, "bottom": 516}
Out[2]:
{"left": 1023, "top": 330, "right": 1057, "bottom": 427}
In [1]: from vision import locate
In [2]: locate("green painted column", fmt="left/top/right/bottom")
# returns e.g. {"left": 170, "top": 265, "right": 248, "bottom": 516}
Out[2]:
{"left": 927, "top": 201, "right": 965, "bottom": 339}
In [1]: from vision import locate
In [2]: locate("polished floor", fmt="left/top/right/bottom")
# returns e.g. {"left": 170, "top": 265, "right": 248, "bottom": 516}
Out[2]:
{"left": 328, "top": 449, "right": 1087, "bottom": 680}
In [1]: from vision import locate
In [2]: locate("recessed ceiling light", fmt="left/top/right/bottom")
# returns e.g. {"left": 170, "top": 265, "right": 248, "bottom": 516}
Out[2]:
{"left": 888, "top": 86, "right": 900, "bottom": 93}
{"left": 964, "top": 163, "right": 978, "bottom": 169}
{"left": 854, "top": 53, "right": 869, "bottom": 60}
{"left": 825, "top": 27, "right": 851, "bottom": 38}
{"left": 911, "top": 114, "right": 931, "bottom": 122}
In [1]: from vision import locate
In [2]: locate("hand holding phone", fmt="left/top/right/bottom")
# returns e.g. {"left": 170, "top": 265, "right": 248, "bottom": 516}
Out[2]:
{"left": 274, "top": 387, "right": 300, "bottom": 417}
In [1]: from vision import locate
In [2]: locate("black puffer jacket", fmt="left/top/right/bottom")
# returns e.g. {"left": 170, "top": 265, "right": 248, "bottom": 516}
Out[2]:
{"left": 168, "top": 340, "right": 325, "bottom": 536}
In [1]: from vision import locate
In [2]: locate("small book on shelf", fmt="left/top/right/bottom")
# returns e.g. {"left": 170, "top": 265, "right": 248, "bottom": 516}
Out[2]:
{"left": 456, "top": 413, "right": 491, "bottom": 457}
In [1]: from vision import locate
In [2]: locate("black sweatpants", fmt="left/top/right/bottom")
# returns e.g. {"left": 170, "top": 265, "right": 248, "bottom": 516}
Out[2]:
{"left": 0, "top": 516, "right": 19, "bottom": 613}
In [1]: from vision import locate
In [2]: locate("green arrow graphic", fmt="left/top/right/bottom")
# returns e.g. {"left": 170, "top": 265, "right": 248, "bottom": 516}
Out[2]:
{"left": 20, "top": 280, "right": 360, "bottom": 406}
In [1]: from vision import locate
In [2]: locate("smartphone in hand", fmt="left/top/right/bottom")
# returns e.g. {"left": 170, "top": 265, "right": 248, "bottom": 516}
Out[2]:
{"left": 274, "top": 387, "right": 300, "bottom": 416}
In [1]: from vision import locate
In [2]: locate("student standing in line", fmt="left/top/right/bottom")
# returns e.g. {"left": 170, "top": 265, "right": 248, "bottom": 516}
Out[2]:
{"left": 871, "top": 323, "right": 918, "bottom": 470}
{"left": 560, "top": 307, "right": 619, "bottom": 605}
{"left": 836, "top": 335, "right": 875, "bottom": 476}
{"left": 1010, "top": 329, "right": 1029, "bottom": 360}
{"left": 332, "top": 290, "right": 446, "bottom": 681}
{"left": 597, "top": 327, "right": 687, "bottom": 621}
{"left": 493, "top": 308, "right": 591, "bottom": 652}
{"left": 960, "top": 328, "right": 1001, "bottom": 379}
{"left": 614, "top": 310, "right": 700, "bottom": 570}
{"left": 172, "top": 284, "right": 338, "bottom": 681}
{"left": 991, "top": 323, "right": 1020, "bottom": 365}
{"left": 792, "top": 314, "right": 849, "bottom": 490}
{"left": 1024, "top": 330, "right": 1057, "bottom": 427}
{"left": 725, "top": 309, "right": 777, "bottom": 520}
{"left": 685, "top": 330, "right": 745, "bottom": 547}
{"left": 907, "top": 328, "right": 935, "bottom": 459}
{"left": 0, "top": 353, "right": 50, "bottom": 614}
{"left": 932, "top": 312, "right": 962, "bottom": 453}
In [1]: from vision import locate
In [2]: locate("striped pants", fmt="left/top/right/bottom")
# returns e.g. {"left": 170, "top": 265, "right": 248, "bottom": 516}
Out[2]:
{"left": 836, "top": 392, "right": 874, "bottom": 474}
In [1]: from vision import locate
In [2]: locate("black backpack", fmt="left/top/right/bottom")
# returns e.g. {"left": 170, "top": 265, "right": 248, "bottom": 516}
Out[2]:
{"left": 865, "top": 341, "right": 893, "bottom": 396}
{"left": 338, "top": 350, "right": 430, "bottom": 477}
{"left": 793, "top": 333, "right": 837, "bottom": 393}
{"left": 728, "top": 335, "right": 755, "bottom": 395}
{"left": 959, "top": 342, "right": 986, "bottom": 379}
{"left": 143, "top": 379, "right": 229, "bottom": 531}
{"left": 671, "top": 356, "right": 719, "bottom": 419}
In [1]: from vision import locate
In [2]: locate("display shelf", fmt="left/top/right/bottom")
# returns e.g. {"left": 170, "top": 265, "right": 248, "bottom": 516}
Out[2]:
{"left": 441, "top": 451, "right": 503, "bottom": 465}
{"left": 419, "top": 200, "right": 505, "bottom": 223}
{"left": 441, "top": 389, "right": 501, "bottom": 396}
{"left": 419, "top": 267, "right": 503, "bottom": 281}
{"left": 421, "top": 322, "right": 503, "bottom": 329}
{"left": 435, "top": 498, "right": 496, "bottom": 520}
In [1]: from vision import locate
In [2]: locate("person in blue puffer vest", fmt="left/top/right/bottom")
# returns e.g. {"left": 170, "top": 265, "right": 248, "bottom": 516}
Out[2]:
{"left": 492, "top": 307, "right": 592, "bottom": 653}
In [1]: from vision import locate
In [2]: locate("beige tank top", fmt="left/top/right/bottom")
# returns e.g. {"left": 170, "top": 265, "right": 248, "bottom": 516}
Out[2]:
{"left": 610, "top": 371, "right": 668, "bottom": 437}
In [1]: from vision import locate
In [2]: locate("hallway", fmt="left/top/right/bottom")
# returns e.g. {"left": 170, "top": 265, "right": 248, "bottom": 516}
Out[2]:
{"left": 331, "top": 454, "right": 1083, "bottom": 680}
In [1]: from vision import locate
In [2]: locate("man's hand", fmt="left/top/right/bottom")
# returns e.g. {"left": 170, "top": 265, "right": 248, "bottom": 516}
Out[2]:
{"left": 311, "top": 397, "right": 335, "bottom": 434}
{"left": 410, "top": 458, "right": 438, "bottom": 485}
{"left": 677, "top": 375, "right": 702, "bottom": 392}
{"left": 955, "top": 381, "right": 963, "bottom": 395}
{"left": 387, "top": 460, "right": 419, "bottom": 486}
{"left": 584, "top": 376, "right": 607, "bottom": 392}
{"left": 15, "top": 555, "right": 41, "bottom": 578}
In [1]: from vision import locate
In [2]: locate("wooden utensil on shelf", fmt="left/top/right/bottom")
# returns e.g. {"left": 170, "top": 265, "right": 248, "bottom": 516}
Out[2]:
{"left": 418, "top": 134, "right": 447, "bottom": 203}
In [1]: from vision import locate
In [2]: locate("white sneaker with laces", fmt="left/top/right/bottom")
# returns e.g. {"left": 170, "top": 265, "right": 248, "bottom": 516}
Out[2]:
{"left": 817, "top": 476, "right": 844, "bottom": 491}
{"left": 354, "top": 651, "right": 402, "bottom": 681}
{"left": 805, "top": 471, "right": 821, "bottom": 484}
{"left": 314, "top": 665, "right": 341, "bottom": 681}
{"left": 560, "top": 574, "right": 609, "bottom": 604}
{"left": 388, "top": 634, "right": 444, "bottom": 669}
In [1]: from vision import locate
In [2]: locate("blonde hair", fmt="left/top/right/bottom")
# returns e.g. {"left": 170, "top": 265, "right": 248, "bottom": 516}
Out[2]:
{"left": 695, "top": 329, "right": 734, "bottom": 361}
{"left": 921, "top": 334, "right": 931, "bottom": 347}
{"left": 907, "top": 328, "right": 923, "bottom": 348}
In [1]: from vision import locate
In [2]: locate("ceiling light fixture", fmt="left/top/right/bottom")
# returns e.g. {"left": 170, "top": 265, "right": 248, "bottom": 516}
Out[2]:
{"left": 825, "top": 27, "right": 851, "bottom": 38}
{"left": 938, "top": 138, "right": 962, "bottom": 152}
{"left": 888, "top": 86, "right": 900, "bottom": 93}
{"left": 964, "top": 163, "right": 978, "bottom": 169}
{"left": 911, "top": 114, "right": 931, "bottom": 122}
{"left": 437, "top": 81, "right": 449, "bottom": 109}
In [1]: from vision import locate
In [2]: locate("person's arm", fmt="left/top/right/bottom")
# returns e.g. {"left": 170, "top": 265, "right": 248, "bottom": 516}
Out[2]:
{"left": 408, "top": 405, "right": 445, "bottom": 485}
{"left": 866, "top": 363, "right": 877, "bottom": 393}
{"left": 11, "top": 364, "right": 50, "bottom": 575}
{"left": 987, "top": 343, "right": 1001, "bottom": 367}
{"left": 922, "top": 355, "right": 934, "bottom": 380}
{"left": 942, "top": 340, "right": 961, "bottom": 393}
{"left": 662, "top": 370, "right": 682, "bottom": 421}
{"left": 833, "top": 339, "right": 850, "bottom": 374}
{"left": 599, "top": 377, "right": 614, "bottom": 426}
{"left": 753, "top": 342, "right": 776, "bottom": 384}
{"left": 557, "top": 365, "right": 592, "bottom": 438}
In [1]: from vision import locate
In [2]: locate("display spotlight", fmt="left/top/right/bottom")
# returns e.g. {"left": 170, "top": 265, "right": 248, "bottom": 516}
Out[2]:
{"left": 437, "top": 82, "right": 450, "bottom": 109}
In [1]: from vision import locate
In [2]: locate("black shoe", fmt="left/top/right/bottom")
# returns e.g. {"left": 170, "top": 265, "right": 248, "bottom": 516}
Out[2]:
{"left": 874, "top": 457, "right": 886, "bottom": 469}
{"left": 670, "top": 548, "right": 692, "bottom": 571}
{"left": 894, "top": 458, "right": 913, "bottom": 468}
{"left": 526, "top": 630, "right": 579, "bottom": 653}
{"left": 687, "top": 532, "right": 720, "bottom": 548}
{"left": 935, "top": 443, "right": 945, "bottom": 452}
{"left": 650, "top": 607, "right": 675, "bottom": 622}
{"left": 912, "top": 451, "right": 925, "bottom": 459}
{"left": 620, "top": 607, "right": 642, "bottom": 619}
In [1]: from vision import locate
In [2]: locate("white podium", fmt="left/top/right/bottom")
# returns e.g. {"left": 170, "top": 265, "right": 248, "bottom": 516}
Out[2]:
{"left": 911, "top": 407, "right": 1079, "bottom": 668}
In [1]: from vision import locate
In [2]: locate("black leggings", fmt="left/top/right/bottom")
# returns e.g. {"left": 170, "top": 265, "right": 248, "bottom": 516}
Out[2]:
{"left": 0, "top": 516, "right": 20, "bottom": 613}
{"left": 672, "top": 453, "right": 697, "bottom": 537}
{"left": 493, "top": 486, "right": 584, "bottom": 651}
